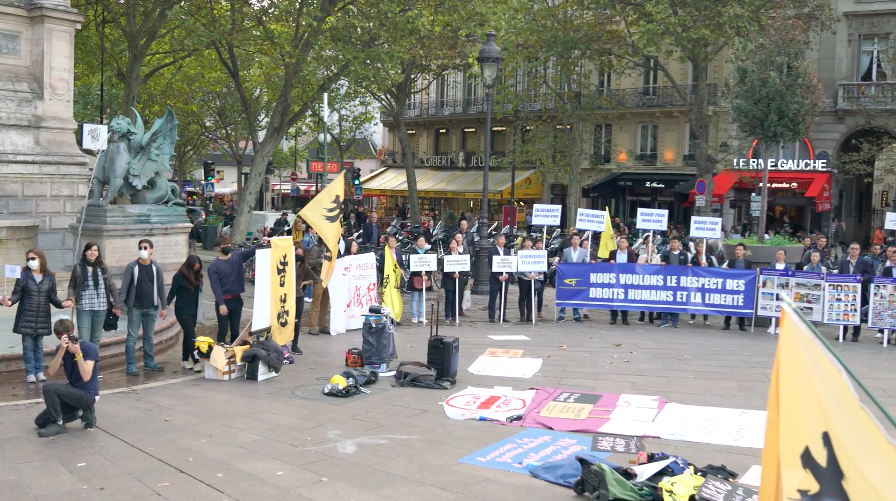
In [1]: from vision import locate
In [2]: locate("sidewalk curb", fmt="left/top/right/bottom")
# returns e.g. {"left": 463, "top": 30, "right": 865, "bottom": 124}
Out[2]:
{"left": 0, "top": 373, "right": 204, "bottom": 407}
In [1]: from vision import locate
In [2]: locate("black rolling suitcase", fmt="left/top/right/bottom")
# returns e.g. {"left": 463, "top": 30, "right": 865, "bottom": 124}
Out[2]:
{"left": 426, "top": 303, "right": 459, "bottom": 380}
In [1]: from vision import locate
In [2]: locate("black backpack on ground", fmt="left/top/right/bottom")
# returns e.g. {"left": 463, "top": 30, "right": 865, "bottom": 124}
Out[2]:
{"left": 393, "top": 361, "right": 455, "bottom": 389}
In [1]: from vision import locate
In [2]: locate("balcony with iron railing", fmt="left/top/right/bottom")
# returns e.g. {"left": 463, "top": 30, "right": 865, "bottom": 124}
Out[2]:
{"left": 837, "top": 82, "right": 896, "bottom": 109}
{"left": 382, "top": 84, "right": 720, "bottom": 121}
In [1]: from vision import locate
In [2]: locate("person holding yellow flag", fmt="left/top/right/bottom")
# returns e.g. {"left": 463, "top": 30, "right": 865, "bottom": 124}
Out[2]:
{"left": 381, "top": 235, "right": 405, "bottom": 323}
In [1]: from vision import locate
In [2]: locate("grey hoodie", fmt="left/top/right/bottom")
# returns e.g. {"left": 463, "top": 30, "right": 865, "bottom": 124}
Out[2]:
{"left": 118, "top": 259, "right": 167, "bottom": 310}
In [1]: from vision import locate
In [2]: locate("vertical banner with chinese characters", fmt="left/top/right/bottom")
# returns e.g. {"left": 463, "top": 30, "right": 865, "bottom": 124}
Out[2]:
{"left": 328, "top": 253, "right": 379, "bottom": 334}
{"left": 268, "top": 237, "right": 296, "bottom": 345}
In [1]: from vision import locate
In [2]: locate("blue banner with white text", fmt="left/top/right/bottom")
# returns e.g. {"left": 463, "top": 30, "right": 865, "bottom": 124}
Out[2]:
{"left": 556, "top": 263, "right": 757, "bottom": 316}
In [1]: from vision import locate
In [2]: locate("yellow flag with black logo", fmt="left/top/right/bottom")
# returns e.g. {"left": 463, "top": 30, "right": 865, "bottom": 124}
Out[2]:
{"left": 298, "top": 173, "right": 346, "bottom": 287}
{"left": 760, "top": 301, "right": 896, "bottom": 500}
{"left": 598, "top": 207, "right": 615, "bottom": 259}
{"left": 268, "top": 236, "right": 295, "bottom": 345}
{"left": 382, "top": 246, "right": 403, "bottom": 322}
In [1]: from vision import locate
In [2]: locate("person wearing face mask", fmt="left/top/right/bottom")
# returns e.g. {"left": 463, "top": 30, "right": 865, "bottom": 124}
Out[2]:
{"left": 207, "top": 234, "right": 269, "bottom": 345}
{"left": 166, "top": 256, "right": 205, "bottom": 372}
{"left": 407, "top": 235, "right": 431, "bottom": 324}
{"left": 118, "top": 239, "right": 168, "bottom": 375}
{"left": 291, "top": 243, "right": 315, "bottom": 355}
{"left": 65, "top": 242, "right": 123, "bottom": 347}
{"left": 1, "top": 249, "right": 70, "bottom": 383}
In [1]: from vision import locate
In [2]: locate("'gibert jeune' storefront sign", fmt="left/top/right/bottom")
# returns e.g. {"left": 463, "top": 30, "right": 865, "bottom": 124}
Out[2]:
{"left": 732, "top": 158, "right": 829, "bottom": 171}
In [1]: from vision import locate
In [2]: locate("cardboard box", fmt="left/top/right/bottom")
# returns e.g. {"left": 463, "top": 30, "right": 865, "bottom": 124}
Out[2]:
{"left": 204, "top": 359, "right": 246, "bottom": 380}
{"left": 246, "top": 359, "right": 279, "bottom": 381}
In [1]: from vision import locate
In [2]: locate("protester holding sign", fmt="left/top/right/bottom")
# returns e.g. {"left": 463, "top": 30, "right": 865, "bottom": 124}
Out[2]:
{"left": 534, "top": 240, "right": 547, "bottom": 319}
{"left": 688, "top": 240, "right": 716, "bottom": 326}
{"left": 658, "top": 236, "right": 689, "bottom": 328}
{"left": 408, "top": 235, "right": 431, "bottom": 324}
{"left": 442, "top": 240, "right": 469, "bottom": 324}
{"left": 772, "top": 249, "right": 792, "bottom": 270}
{"left": 722, "top": 243, "right": 752, "bottom": 332}
{"left": 837, "top": 242, "right": 874, "bottom": 342}
{"left": 487, "top": 234, "right": 510, "bottom": 323}
{"left": 557, "top": 234, "right": 588, "bottom": 323}
{"left": 607, "top": 236, "right": 636, "bottom": 325}
{"left": 515, "top": 238, "right": 538, "bottom": 323}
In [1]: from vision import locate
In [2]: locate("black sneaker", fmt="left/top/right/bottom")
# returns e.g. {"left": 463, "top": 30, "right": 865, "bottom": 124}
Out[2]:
{"left": 739, "top": 327, "right": 747, "bottom": 332}
{"left": 37, "top": 422, "right": 67, "bottom": 437}
{"left": 622, "top": 320, "right": 630, "bottom": 326}
{"left": 126, "top": 370, "right": 139, "bottom": 376}
{"left": 609, "top": 320, "right": 617, "bottom": 325}
{"left": 81, "top": 406, "right": 96, "bottom": 429}
{"left": 143, "top": 364, "right": 164, "bottom": 371}
{"left": 319, "top": 329, "right": 330, "bottom": 335}
{"left": 851, "top": 336, "right": 859, "bottom": 342}
{"left": 721, "top": 325, "right": 731, "bottom": 331}
{"left": 583, "top": 314, "right": 590, "bottom": 320}
{"left": 290, "top": 346, "right": 303, "bottom": 355}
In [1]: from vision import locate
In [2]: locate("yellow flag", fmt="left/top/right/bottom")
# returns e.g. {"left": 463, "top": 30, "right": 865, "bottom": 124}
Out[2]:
{"left": 268, "top": 236, "right": 295, "bottom": 345}
{"left": 598, "top": 207, "right": 615, "bottom": 259}
{"left": 382, "top": 246, "right": 403, "bottom": 322}
{"left": 760, "top": 301, "right": 896, "bottom": 500}
{"left": 298, "top": 173, "right": 346, "bottom": 287}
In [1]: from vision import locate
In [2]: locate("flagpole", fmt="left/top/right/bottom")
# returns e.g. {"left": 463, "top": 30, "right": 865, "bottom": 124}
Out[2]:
{"left": 456, "top": 277, "right": 459, "bottom": 325}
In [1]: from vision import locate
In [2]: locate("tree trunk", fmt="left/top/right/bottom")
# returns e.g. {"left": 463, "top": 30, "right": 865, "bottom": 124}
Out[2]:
{"left": 758, "top": 142, "right": 772, "bottom": 243}
{"left": 231, "top": 140, "right": 277, "bottom": 242}
{"left": 392, "top": 113, "right": 420, "bottom": 227}
{"left": 565, "top": 124, "right": 581, "bottom": 228}
{"left": 689, "top": 60, "right": 713, "bottom": 217}
{"left": 121, "top": 61, "right": 143, "bottom": 120}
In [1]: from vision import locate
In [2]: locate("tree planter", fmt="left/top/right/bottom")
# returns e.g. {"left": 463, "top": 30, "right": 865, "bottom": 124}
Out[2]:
{"left": 722, "top": 244, "right": 804, "bottom": 270}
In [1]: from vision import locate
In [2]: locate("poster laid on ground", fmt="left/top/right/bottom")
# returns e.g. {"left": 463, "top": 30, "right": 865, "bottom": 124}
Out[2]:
{"left": 467, "top": 356, "right": 542, "bottom": 378}
{"left": 822, "top": 274, "right": 862, "bottom": 325}
{"left": 756, "top": 269, "right": 794, "bottom": 318}
{"left": 790, "top": 271, "right": 825, "bottom": 323}
{"left": 457, "top": 428, "right": 599, "bottom": 474}
{"left": 868, "top": 276, "right": 896, "bottom": 329}
{"left": 759, "top": 301, "right": 896, "bottom": 499}
{"left": 651, "top": 403, "right": 767, "bottom": 449}
{"left": 328, "top": 253, "right": 378, "bottom": 334}
{"left": 443, "top": 386, "right": 536, "bottom": 421}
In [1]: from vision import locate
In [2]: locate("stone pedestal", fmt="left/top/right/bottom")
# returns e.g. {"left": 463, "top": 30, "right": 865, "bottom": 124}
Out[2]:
{"left": 70, "top": 206, "right": 192, "bottom": 278}
{"left": 0, "top": 215, "right": 39, "bottom": 270}
{"left": 0, "top": 0, "right": 92, "bottom": 260}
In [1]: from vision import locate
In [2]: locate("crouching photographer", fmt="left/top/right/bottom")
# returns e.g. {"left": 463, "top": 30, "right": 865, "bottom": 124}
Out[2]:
{"left": 34, "top": 318, "right": 100, "bottom": 437}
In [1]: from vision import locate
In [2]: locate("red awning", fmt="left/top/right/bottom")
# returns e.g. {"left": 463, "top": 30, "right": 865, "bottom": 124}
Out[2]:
{"left": 685, "top": 171, "right": 832, "bottom": 212}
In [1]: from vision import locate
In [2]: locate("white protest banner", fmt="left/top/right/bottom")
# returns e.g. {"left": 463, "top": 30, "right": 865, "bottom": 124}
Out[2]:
{"left": 251, "top": 249, "right": 272, "bottom": 331}
{"left": 466, "top": 356, "right": 543, "bottom": 378}
{"left": 443, "top": 386, "right": 537, "bottom": 421}
{"left": 689, "top": 216, "right": 723, "bottom": 239}
{"left": 410, "top": 253, "right": 437, "bottom": 271}
{"left": 329, "top": 253, "right": 379, "bottom": 333}
{"left": 636, "top": 208, "right": 669, "bottom": 231}
{"left": 531, "top": 204, "right": 562, "bottom": 226}
{"left": 491, "top": 256, "right": 517, "bottom": 273}
{"left": 575, "top": 208, "right": 608, "bottom": 232}
{"left": 4, "top": 264, "right": 21, "bottom": 279}
{"left": 517, "top": 250, "right": 547, "bottom": 272}
{"left": 443, "top": 254, "right": 471, "bottom": 272}
{"left": 886, "top": 212, "right": 896, "bottom": 230}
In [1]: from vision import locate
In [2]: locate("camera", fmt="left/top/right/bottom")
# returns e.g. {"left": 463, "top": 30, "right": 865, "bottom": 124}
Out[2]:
{"left": 67, "top": 333, "right": 79, "bottom": 344}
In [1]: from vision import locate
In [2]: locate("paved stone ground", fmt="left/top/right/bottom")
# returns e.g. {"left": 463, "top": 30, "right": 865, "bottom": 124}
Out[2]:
{"left": 0, "top": 268, "right": 894, "bottom": 500}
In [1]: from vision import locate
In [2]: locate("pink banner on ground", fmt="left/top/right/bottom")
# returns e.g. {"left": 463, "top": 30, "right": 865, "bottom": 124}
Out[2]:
{"left": 500, "top": 387, "right": 668, "bottom": 435}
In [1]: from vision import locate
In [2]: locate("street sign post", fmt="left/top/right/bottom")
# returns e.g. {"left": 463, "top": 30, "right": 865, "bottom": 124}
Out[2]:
{"left": 353, "top": 185, "right": 363, "bottom": 200}
{"left": 203, "top": 181, "right": 215, "bottom": 196}
{"left": 289, "top": 171, "right": 299, "bottom": 182}
{"left": 695, "top": 178, "right": 707, "bottom": 196}
{"left": 695, "top": 195, "right": 706, "bottom": 207}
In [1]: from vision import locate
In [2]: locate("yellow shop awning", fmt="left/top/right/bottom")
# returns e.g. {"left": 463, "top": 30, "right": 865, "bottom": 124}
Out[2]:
{"left": 361, "top": 168, "right": 542, "bottom": 199}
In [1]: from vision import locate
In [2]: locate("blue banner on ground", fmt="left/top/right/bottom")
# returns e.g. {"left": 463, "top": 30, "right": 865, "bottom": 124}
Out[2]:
{"left": 457, "top": 427, "right": 601, "bottom": 474}
{"left": 555, "top": 263, "right": 757, "bottom": 317}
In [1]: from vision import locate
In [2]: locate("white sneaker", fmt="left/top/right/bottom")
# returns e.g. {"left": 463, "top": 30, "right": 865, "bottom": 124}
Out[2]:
{"left": 304, "top": 297, "right": 312, "bottom": 303}
{"left": 182, "top": 360, "right": 194, "bottom": 370}
{"left": 36, "top": 372, "right": 47, "bottom": 382}
{"left": 193, "top": 361, "right": 203, "bottom": 372}
{"left": 876, "top": 332, "right": 884, "bottom": 338}
{"left": 411, "top": 317, "right": 418, "bottom": 324}
{"left": 688, "top": 320, "right": 695, "bottom": 325}
{"left": 26, "top": 374, "right": 36, "bottom": 383}
{"left": 704, "top": 321, "right": 712, "bottom": 326}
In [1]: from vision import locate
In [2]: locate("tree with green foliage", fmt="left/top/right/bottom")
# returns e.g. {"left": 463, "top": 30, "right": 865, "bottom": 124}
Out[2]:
{"left": 359, "top": 0, "right": 492, "bottom": 227}
{"left": 607, "top": 0, "right": 834, "bottom": 216}
{"left": 728, "top": 14, "right": 826, "bottom": 242}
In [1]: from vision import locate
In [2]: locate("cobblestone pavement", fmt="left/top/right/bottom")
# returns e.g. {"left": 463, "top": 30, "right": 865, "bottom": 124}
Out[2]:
{"left": 0, "top": 277, "right": 894, "bottom": 501}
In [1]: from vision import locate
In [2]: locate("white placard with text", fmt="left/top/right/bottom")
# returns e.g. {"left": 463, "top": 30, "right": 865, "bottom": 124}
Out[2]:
{"left": 575, "top": 208, "right": 608, "bottom": 232}
{"left": 491, "top": 256, "right": 517, "bottom": 273}
{"left": 531, "top": 204, "right": 562, "bottom": 226}
{"left": 636, "top": 208, "right": 669, "bottom": 231}
{"left": 81, "top": 123, "right": 109, "bottom": 150}
{"left": 443, "top": 254, "right": 471, "bottom": 272}
{"left": 689, "top": 216, "right": 723, "bottom": 239}
{"left": 4, "top": 264, "right": 21, "bottom": 279}
{"left": 516, "top": 250, "right": 548, "bottom": 272}
{"left": 886, "top": 212, "right": 896, "bottom": 230}
{"left": 410, "top": 254, "right": 438, "bottom": 272}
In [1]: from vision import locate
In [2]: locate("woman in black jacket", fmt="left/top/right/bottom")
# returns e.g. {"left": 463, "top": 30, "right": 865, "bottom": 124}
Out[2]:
{"left": 1, "top": 249, "right": 69, "bottom": 383}
{"left": 66, "top": 242, "right": 123, "bottom": 347}
{"left": 166, "top": 255, "right": 204, "bottom": 372}
{"left": 688, "top": 240, "right": 715, "bottom": 326}
{"left": 442, "top": 239, "right": 470, "bottom": 323}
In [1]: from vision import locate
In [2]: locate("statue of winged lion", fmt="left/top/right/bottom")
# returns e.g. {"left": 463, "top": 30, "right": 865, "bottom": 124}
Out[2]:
{"left": 88, "top": 107, "right": 184, "bottom": 207}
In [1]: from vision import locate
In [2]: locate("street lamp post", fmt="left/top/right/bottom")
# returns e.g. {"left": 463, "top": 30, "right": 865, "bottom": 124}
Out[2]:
{"left": 472, "top": 30, "right": 504, "bottom": 296}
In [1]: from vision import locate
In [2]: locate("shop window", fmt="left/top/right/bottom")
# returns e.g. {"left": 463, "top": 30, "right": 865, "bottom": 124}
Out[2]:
{"left": 593, "top": 124, "right": 612, "bottom": 164}
{"left": 637, "top": 124, "right": 658, "bottom": 164}
{"left": 491, "top": 126, "right": 507, "bottom": 154}
{"left": 859, "top": 35, "right": 889, "bottom": 83}
{"left": 434, "top": 128, "right": 450, "bottom": 155}
{"left": 462, "top": 128, "right": 477, "bottom": 153}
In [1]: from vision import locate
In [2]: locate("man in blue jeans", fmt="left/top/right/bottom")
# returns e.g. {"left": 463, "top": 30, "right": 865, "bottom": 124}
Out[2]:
{"left": 658, "top": 236, "right": 689, "bottom": 328}
{"left": 119, "top": 239, "right": 167, "bottom": 375}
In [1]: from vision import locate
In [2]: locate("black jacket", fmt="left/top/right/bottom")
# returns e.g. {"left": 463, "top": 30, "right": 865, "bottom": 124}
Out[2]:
{"left": 166, "top": 272, "right": 202, "bottom": 316}
{"left": 722, "top": 258, "right": 754, "bottom": 270}
{"left": 242, "top": 339, "right": 284, "bottom": 372}
{"left": 346, "top": 219, "right": 361, "bottom": 235}
{"left": 488, "top": 246, "right": 511, "bottom": 283}
{"left": 9, "top": 270, "right": 65, "bottom": 336}
{"left": 838, "top": 256, "right": 874, "bottom": 284}
{"left": 661, "top": 249, "right": 689, "bottom": 266}
{"left": 441, "top": 252, "right": 471, "bottom": 291}
{"left": 361, "top": 222, "right": 380, "bottom": 246}
{"left": 67, "top": 260, "right": 123, "bottom": 310}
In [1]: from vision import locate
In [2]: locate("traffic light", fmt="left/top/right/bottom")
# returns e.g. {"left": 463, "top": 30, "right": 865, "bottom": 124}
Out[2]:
{"left": 203, "top": 160, "right": 215, "bottom": 181}
{"left": 352, "top": 167, "right": 362, "bottom": 186}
